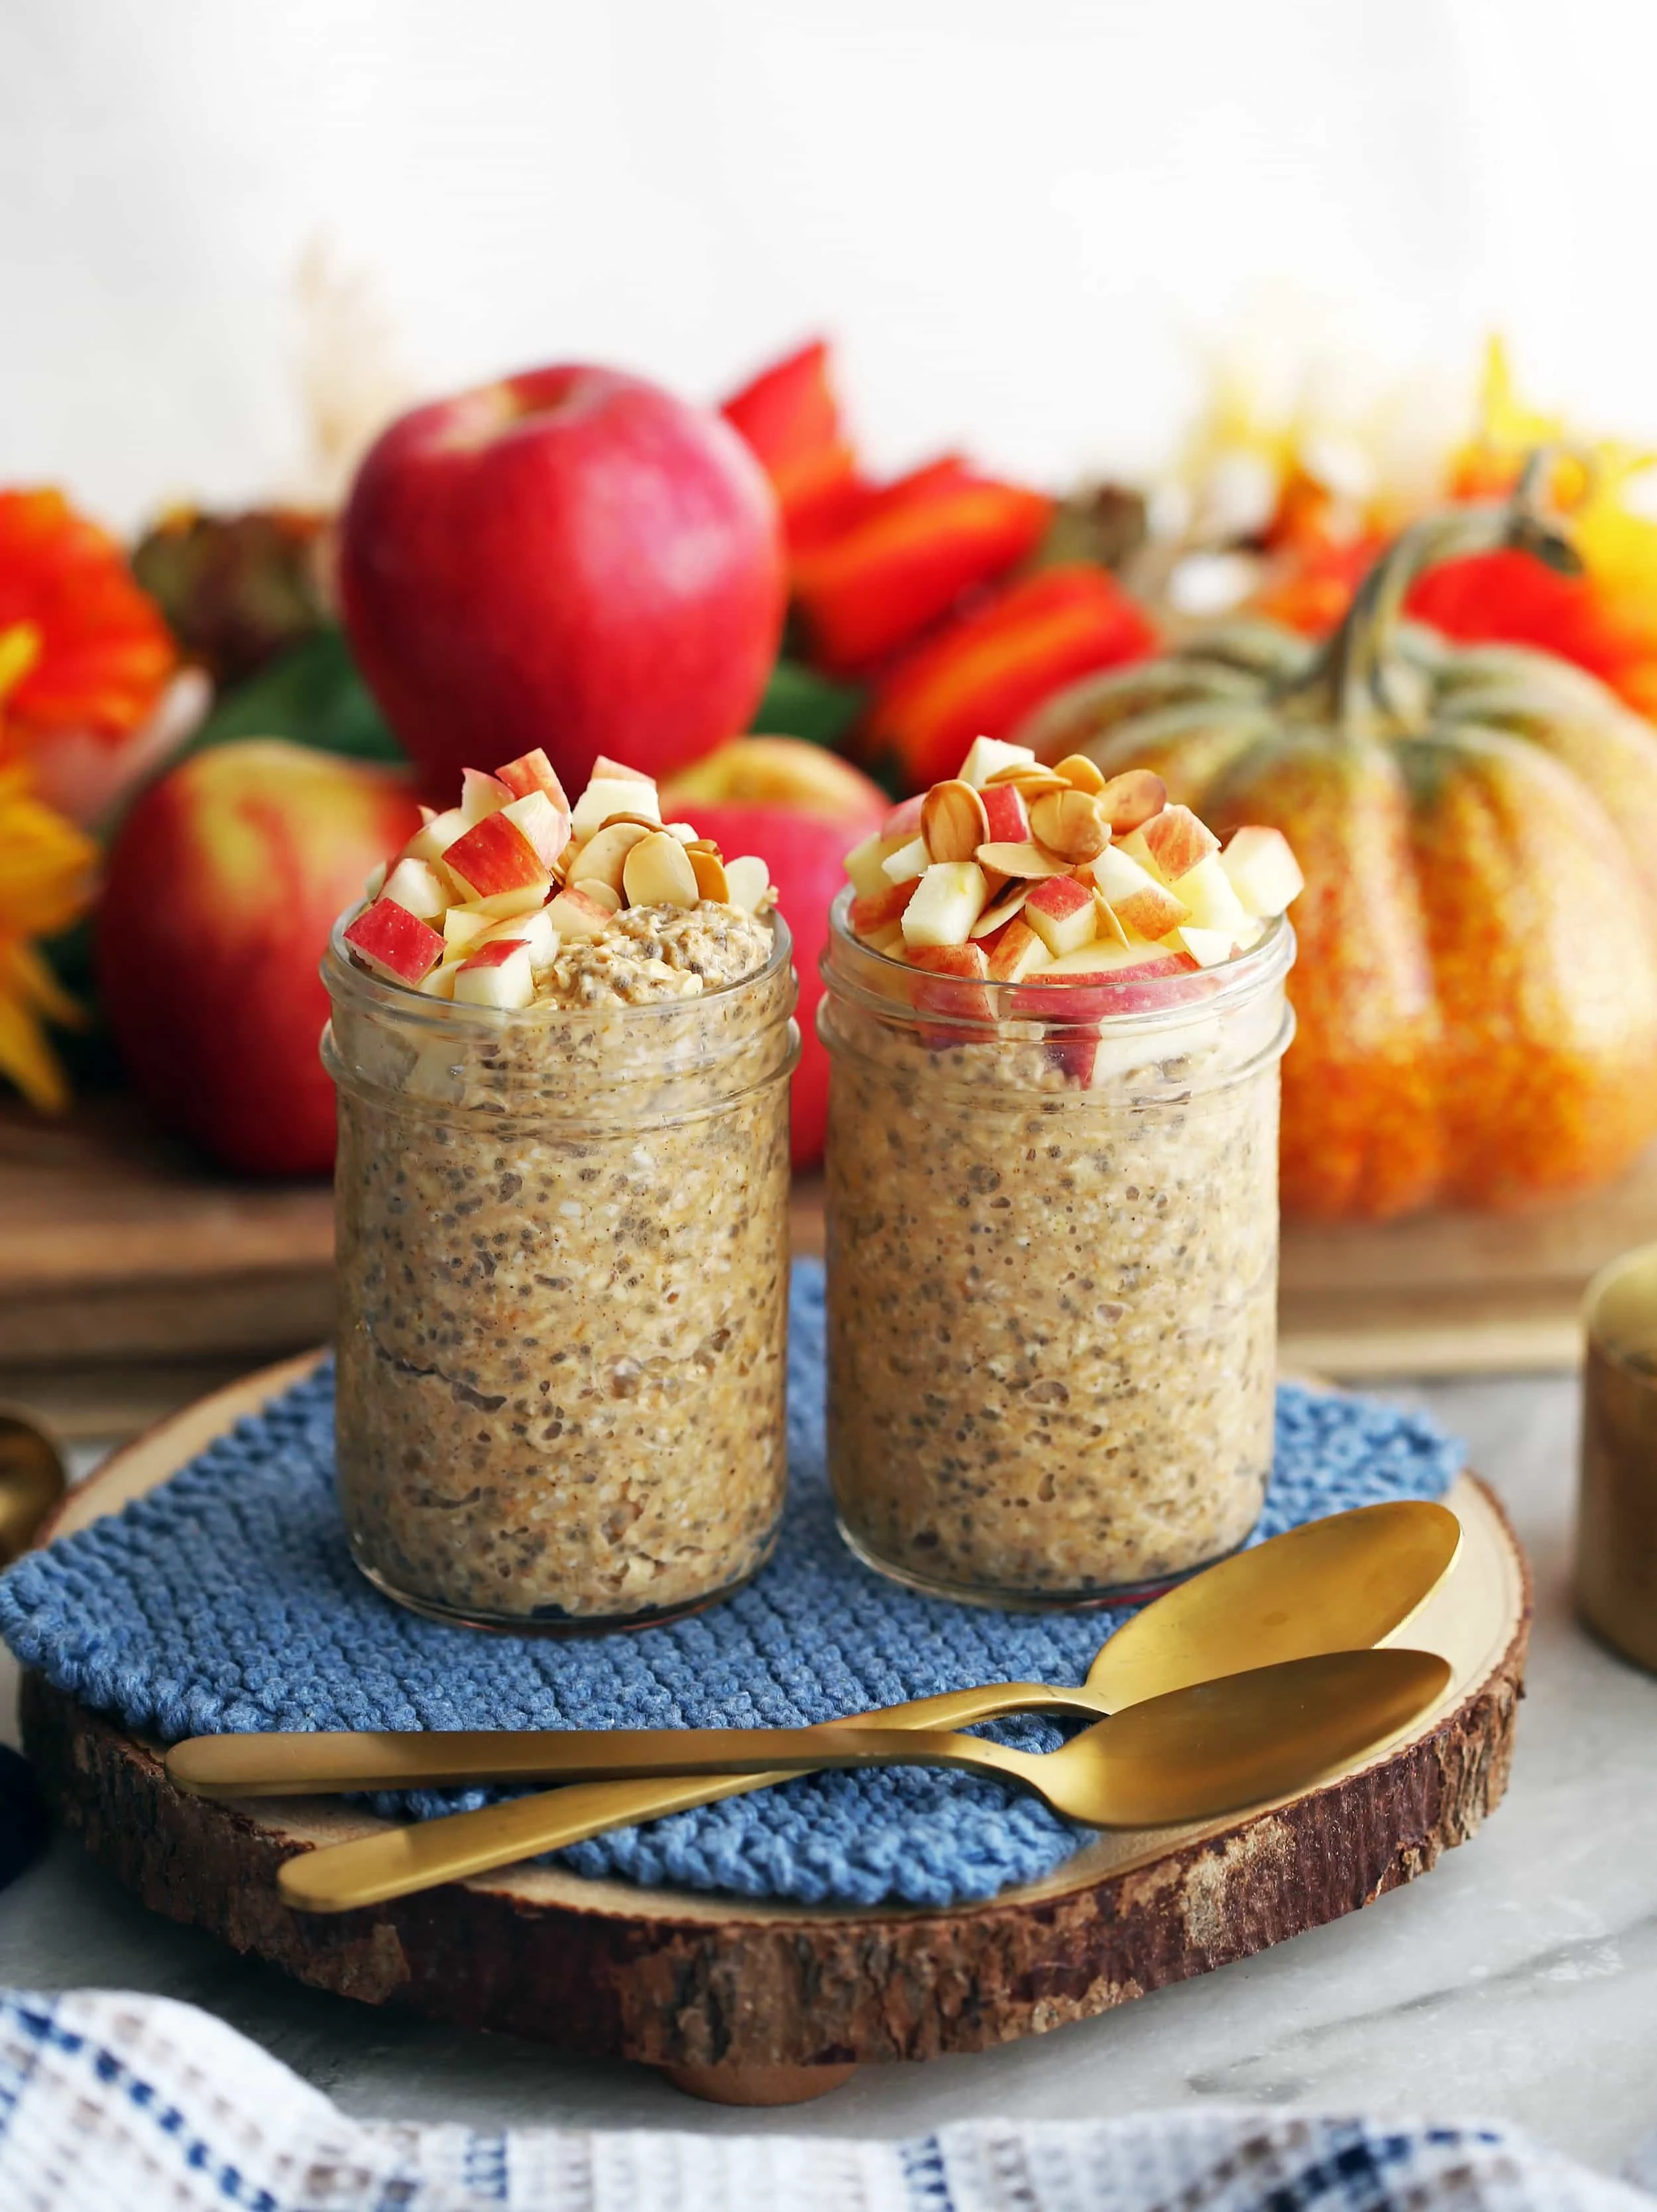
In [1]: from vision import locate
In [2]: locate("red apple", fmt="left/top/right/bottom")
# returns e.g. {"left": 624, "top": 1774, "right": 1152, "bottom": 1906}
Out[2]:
{"left": 338, "top": 364, "right": 787, "bottom": 795}
{"left": 96, "top": 739, "right": 424, "bottom": 1174}
{"left": 661, "top": 736, "right": 886, "bottom": 1167}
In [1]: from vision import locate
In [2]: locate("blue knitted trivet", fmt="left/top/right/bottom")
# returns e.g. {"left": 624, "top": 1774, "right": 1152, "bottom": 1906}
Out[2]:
{"left": 0, "top": 1260, "right": 1463, "bottom": 1910}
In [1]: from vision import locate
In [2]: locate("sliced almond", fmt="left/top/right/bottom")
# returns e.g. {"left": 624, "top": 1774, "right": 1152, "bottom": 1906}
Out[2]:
{"left": 688, "top": 847, "right": 730, "bottom": 903}
{"left": 622, "top": 830, "right": 701, "bottom": 909}
{"left": 969, "top": 886, "right": 1030, "bottom": 938}
{"left": 1091, "top": 886, "right": 1129, "bottom": 947}
{"left": 594, "top": 809, "right": 663, "bottom": 835}
{"left": 724, "top": 854, "right": 774, "bottom": 914}
{"left": 1030, "top": 789, "right": 1112, "bottom": 864}
{"left": 568, "top": 820, "right": 652, "bottom": 894}
{"left": 1054, "top": 753, "right": 1106, "bottom": 796}
{"left": 920, "top": 778, "right": 990, "bottom": 865}
{"left": 687, "top": 836, "right": 723, "bottom": 856}
{"left": 579, "top": 879, "right": 623, "bottom": 914}
{"left": 1098, "top": 769, "right": 1169, "bottom": 835}
{"left": 975, "top": 840, "right": 1070, "bottom": 879}
{"left": 984, "top": 761, "right": 1064, "bottom": 791}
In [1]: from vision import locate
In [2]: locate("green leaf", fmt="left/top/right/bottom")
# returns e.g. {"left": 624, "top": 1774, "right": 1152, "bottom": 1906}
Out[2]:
{"left": 748, "top": 658, "right": 866, "bottom": 751}
{"left": 182, "top": 628, "right": 404, "bottom": 765}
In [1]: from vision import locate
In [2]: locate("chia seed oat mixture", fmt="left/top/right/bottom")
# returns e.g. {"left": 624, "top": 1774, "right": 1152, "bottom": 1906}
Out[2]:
{"left": 822, "top": 948, "right": 1288, "bottom": 1603}
{"left": 327, "top": 903, "right": 795, "bottom": 1628}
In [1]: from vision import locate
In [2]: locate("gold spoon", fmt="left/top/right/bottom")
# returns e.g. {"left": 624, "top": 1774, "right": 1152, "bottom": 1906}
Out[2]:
{"left": 0, "top": 1404, "right": 68, "bottom": 1568}
{"left": 168, "top": 1497, "right": 1461, "bottom": 1800}
{"left": 276, "top": 1647, "right": 1451, "bottom": 1913}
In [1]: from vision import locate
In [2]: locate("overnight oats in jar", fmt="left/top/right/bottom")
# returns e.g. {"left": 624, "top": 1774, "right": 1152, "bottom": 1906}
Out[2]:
{"left": 820, "top": 737, "right": 1301, "bottom": 1608}
{"left": 322, "top": 749, "right": 797, "bottom": 1631}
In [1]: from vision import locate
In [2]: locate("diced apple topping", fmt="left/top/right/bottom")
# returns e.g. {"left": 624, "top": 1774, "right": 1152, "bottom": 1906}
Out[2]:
{"left": 453, "top": 937, "right": 536, "bottom": 1010}
{"left": 402, "top": 807, "right": 469, "bottom": 867}
{"left": 959, "top": 736, "right": 1037, "bottom": 789}
{"left": 902, "top": 861, "right": 989, "bottom": 948}
{"left": 881, "top": 834, "right": 931, "bottom": 885}
{"left": 1088, "top": 845, "right": 1190, "bottom": 941}
{"left": 381, "top": 857, "right": 450, "bottom": 922}
{"left": 344, "top": 898, "right": 446, "bottom": 985}
{"left": 1171, "top": 852, "right": 1251, "bottom": 934}
{"left": 460, "top": 768, "right": 515, "bottom": 824}
{"left": 838, "top": 734, "right": 1303, "bottom": 1082}
{"left": 1219, "top": 826, "right": 1305, "bottom": 916}
{"left": 1137, "top": 803, "right": 1220, "bottom": 883}
{"left": 1023, "top": 873, "right": 1097, "bottom": 958}
{"left": 501, "top": 789, "right": 571, "bottom": 867}
{"left": 980, "top": 782, "right": 1030, "bottom": 844}
{"left": 494, "top": 748, "right": 570, "bottom": 808}
{"left": 844, "top": 830, "right": 905, "bottom": 899}
{"left": 343, "top": 748, "right": 787, "bottom": 1007}
{"left": 571, "top": 775, "right": 663, "bottom": 838}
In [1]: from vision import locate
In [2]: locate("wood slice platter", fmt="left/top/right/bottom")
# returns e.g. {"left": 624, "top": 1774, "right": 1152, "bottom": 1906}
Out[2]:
{"left": 1, "top": 1097, "right": 1648, "bottom": 1415}
{"left": 21, "top": 1354, "right": 1530, "bottom": 2106}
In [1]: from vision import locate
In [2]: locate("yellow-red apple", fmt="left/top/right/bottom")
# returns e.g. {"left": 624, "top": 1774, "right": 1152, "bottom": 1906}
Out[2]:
{"left": 339, "top": 364, "right": 786, "bottom": 795}
{"left": 661, "top": 736, "right": 886, "bottom": 1167}
{"left": 96, "top": 739, "right": 424, "bottom": 1174}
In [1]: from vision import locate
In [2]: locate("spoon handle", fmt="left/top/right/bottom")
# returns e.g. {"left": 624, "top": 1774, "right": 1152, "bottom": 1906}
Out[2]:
{"left": 170, "top": 1681, "right": 1084, "bottom": 1798}
{"left": 278, "top": 1723, "right": 1043, "bottom": 1914}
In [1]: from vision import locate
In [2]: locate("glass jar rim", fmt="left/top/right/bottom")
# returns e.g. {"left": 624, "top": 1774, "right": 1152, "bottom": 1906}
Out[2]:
{"left": 821, "top": 887, "right": 1293, "bottom": 1040}
{"left": 322, "top": 900, "right": 793, "bottom": 1034}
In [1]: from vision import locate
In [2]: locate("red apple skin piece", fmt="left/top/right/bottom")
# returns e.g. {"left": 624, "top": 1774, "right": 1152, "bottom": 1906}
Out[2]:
{"left": 344, "top": 897, "right": 447, "bottom": 983}
{"left": 980, "top": 783, "right": 1030, "bottom": 844}
{"left": 95, "top": 739, "right": 424, "bottom": 1175}
{"left": 985, "top": 915, "right": 1050, "bottom": 983}
{"left": 494, "top": 748, "right": 571, "bottom": 810}
{"left": 1011, "top": 946, "right": 1204, "bottom": 1026}
{"left": 909, "top": 942, "right": 995, "bottom": 1042}
{"left": 339, "top": 364, "right": 786, "bottom": 796}
{"left": 848, "top": 881, "right": 917, "bottom": 936}
{"left": 1138, "top": 803, "right": 1220, "bottom": 883}
{"left": 661, "top": 736, "right": 886, "bottom": 1168}
{"left": 443, "top": 811, "right": 551, "bottom": 899}
{"left": 1023, "top": 872, "right": 1096, "bottom": 957}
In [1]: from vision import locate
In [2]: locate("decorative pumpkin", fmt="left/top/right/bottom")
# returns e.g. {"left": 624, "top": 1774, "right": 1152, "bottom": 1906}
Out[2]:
{"left": 1018, "top": 471, "right": 1657, "bottom": 1220}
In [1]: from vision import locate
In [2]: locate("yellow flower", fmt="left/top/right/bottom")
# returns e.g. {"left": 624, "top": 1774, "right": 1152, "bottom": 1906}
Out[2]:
{"left": 0, "top": 761, "right": 98, "bottom": 1111}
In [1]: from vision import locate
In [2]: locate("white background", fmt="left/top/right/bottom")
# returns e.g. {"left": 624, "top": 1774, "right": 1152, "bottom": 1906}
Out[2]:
{"left": 1, "top": 0, "right": 1651, "bottom": 527}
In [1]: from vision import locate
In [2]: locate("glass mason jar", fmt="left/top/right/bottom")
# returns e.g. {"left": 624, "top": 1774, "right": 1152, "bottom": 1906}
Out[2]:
{"left": 321, "top": 914, "right": 798, "bottom": 1632}
{"left": 820, "top": 893, "right": 1295, "bottom": 1608}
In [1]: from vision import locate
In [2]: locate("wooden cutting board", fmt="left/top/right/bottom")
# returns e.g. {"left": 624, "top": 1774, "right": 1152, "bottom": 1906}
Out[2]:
{"left": 22, "top": 1353, "right": 1530, "bottom": 2107}
{"left": 3, "top": 1097, "right": 1648, "bottom": 1423}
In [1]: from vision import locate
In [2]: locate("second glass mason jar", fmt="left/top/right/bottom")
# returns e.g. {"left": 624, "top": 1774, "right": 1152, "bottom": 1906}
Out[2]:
{"left": 820, "top": 893, "right": 1295, "bottom": 1608}
{"left": 321, "top": 912, "right": 797, "bottom": 1632}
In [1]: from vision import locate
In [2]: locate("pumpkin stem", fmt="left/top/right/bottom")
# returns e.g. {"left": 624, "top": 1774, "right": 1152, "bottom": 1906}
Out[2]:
{"left": 1307, "top": 449, "right": 1583, "bottom": 730}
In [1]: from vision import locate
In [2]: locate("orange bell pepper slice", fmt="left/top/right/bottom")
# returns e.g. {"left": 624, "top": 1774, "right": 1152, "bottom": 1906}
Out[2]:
{"left": 720, "top": 339, "right": 868, "bottom": 551}
{"left": 864, "top": 564, "right": 1158, "bottom": 794}
{"left": 791, "top": 457, "right": 1053, "bottom": 674}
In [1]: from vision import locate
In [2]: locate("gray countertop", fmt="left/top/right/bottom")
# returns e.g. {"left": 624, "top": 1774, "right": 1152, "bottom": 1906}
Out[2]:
{"left": 3, "top": 1371, "right": 1653, "bottom": 2173}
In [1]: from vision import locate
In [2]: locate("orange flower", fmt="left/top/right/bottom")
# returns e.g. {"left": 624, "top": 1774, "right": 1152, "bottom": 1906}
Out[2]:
{"left": 0, "top": 488, "right": 206, "bottom": 824}
{"left": 0, "top": 763, "right": 97, "bottom": 1111}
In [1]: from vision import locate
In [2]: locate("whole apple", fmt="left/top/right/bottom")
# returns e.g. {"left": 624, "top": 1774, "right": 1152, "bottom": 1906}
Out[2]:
{"left": 96, "top": 739, "right": 423, "bottom": 1174}
{"left": 661, "top": 737, "right": 886, "bottom": 1168}
{"left": 339, "top": 364, "right": 786, "bottom": 796}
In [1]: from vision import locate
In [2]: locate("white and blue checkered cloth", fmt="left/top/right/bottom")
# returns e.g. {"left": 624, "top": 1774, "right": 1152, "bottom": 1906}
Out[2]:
{"left": 3, "top": 1986, "right": 1654, "bottom": 2212}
